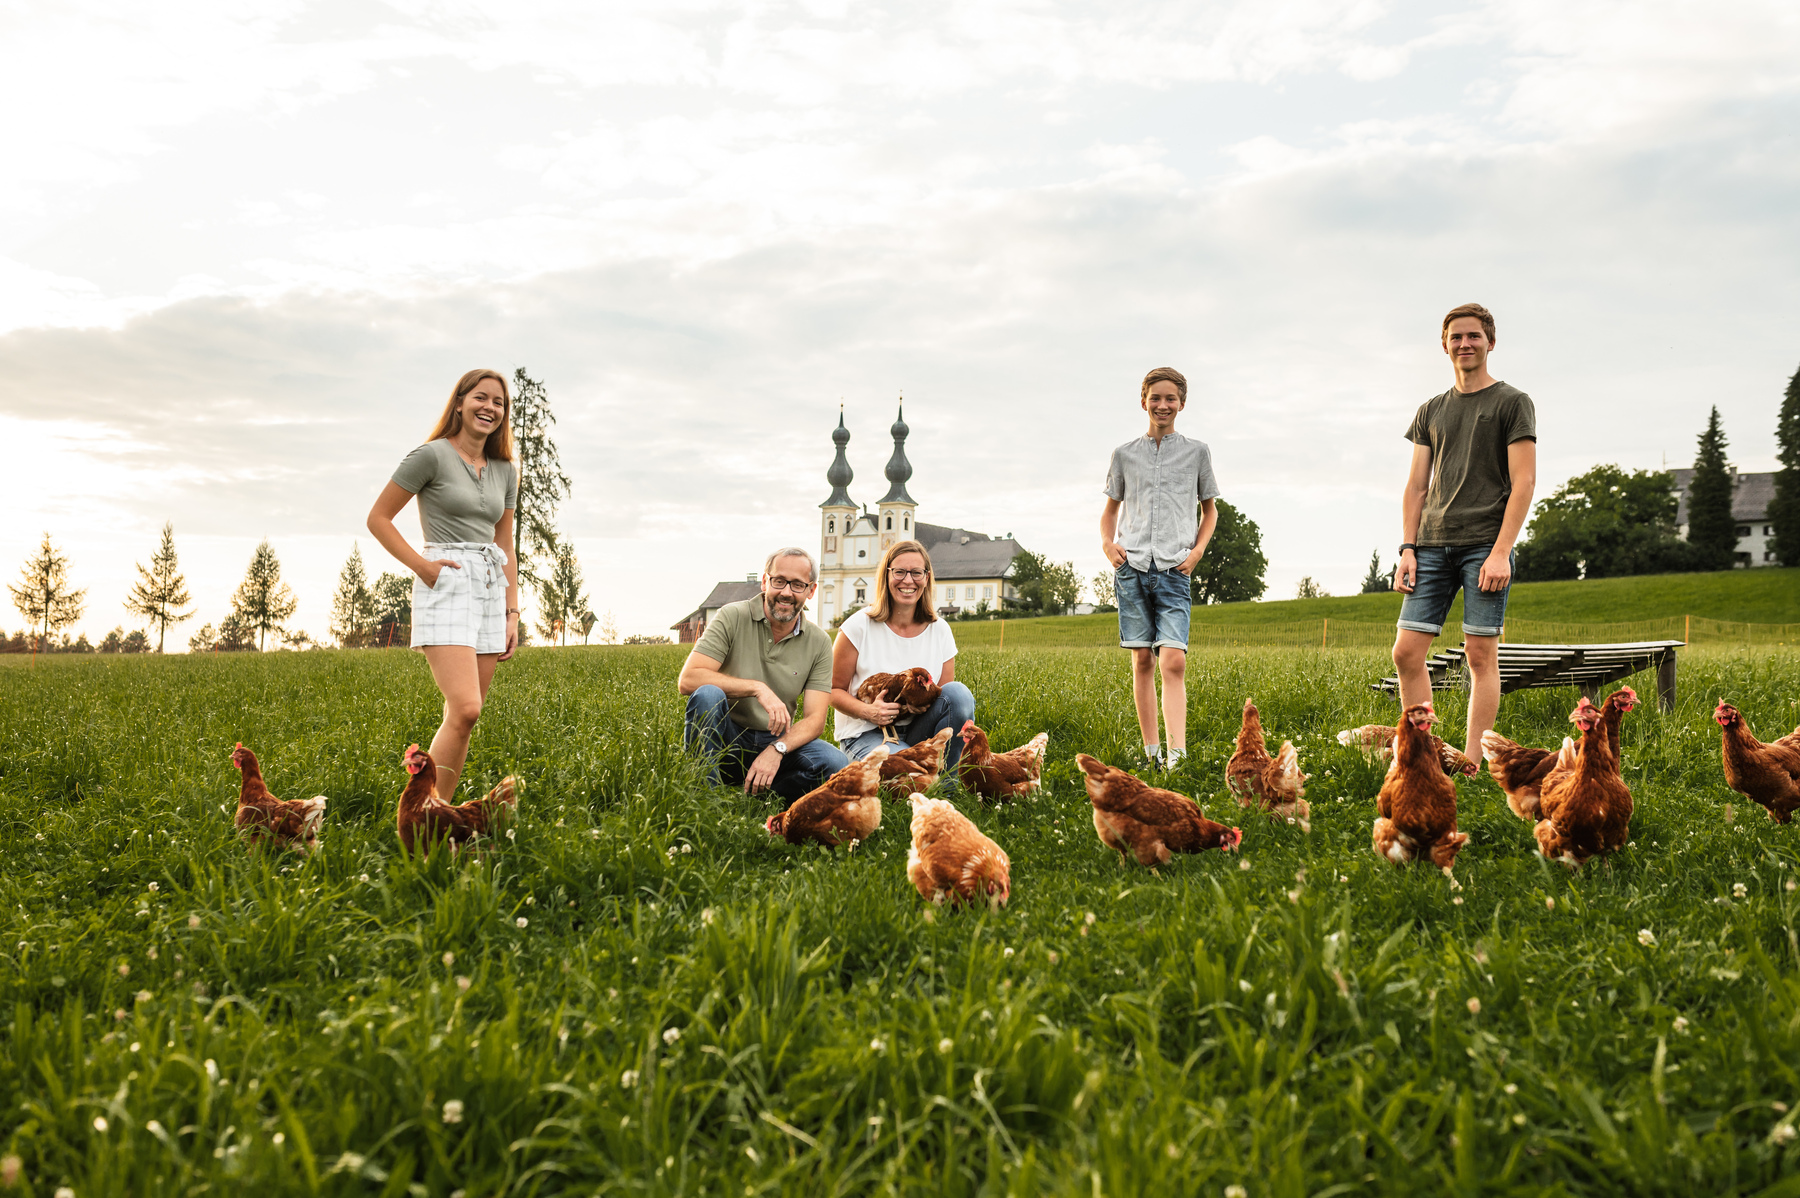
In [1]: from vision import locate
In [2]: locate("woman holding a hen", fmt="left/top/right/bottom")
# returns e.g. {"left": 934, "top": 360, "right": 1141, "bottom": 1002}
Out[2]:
{"left": 830, "top": 539, "right": 975, "bottom": 780}
{"left": 366, "top": 369, "right": 521, "bottom": 805}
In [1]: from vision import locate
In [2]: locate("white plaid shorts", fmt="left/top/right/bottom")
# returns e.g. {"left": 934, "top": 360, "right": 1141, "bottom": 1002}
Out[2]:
{"left": 411, "top": 542, "right": 509, "bottom": 654}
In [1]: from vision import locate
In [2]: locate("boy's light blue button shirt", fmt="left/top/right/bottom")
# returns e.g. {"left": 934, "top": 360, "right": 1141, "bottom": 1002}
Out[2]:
{"left": 1102, "top": 431, "right": 1222, "bottom": 572}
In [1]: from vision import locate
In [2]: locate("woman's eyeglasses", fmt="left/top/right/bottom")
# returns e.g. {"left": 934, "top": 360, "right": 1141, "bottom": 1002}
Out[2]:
{"left": 888, "top": 569, "right": 927, "bottom": 580}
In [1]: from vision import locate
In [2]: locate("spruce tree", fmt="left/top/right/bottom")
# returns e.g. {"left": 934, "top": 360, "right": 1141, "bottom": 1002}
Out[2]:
{"left": 1770, "top": 364, "right": 1800, "bottom": 568}
{"left": 230, "top": 540, "right": 298, "bottom": 650}
{"left": 329, "top": 545, "right": 379, "bottom": 648}
{"left": 1686, "top": 406, "right": 1737, "bottom": 569}
{"left": 123, "top": 522, "right": 194, "bottom": 652}
{"left": 1359, "top": 549, "right": 1393, "bottom": 593}
{"left": 8, "top": 532, "right": 87, "bottom": 650}
{"left": 510, "top": 368, "right": 572, "bottom": 592}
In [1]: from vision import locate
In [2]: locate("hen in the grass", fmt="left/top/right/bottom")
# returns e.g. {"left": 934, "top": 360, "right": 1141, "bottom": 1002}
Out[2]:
{"left": 957, "top": 721, "right": 1047, "bottom": 802}
{"left": 1077, "top": 754, "right": 1240, "bottom": 866}
{"left": 1714, "top": 701, "right": 1800, "bottom": 824}
{"left": 856, "top": 668, "right": 942, "bottom": 744}
{"left": 396, "top": 743, "right": 518, "bottom": 854}
{"left": 1337, "top": 723, "right": 1478, "bottom": 777}
{"left": 1535, "top": 698, "right": 1634, "bottom": 866}
{"left": 766, "top": 750, "right": 887, "bottom": 847}
{"left": 1227, "top": 699, "right": 1311, "bottom": 830}
{"left": 905, "top": 792, "right": 1010, "bottom": 906}
{"left": 1371, "top": 703, "right": 1468, "bottom": 876}
{"left": 230, "top": 743, "right": 326, "bottom": 853}
{"left": 878, "top": 728, "right": 952, "bottom": 798}
{"left": 1484, "top": 687, "right": 1637, "bottom": 820}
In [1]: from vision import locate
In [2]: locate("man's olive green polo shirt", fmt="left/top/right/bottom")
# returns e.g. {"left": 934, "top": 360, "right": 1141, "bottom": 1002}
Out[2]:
{"left": 691, "top": 597, "right": 834, "bottom": 732}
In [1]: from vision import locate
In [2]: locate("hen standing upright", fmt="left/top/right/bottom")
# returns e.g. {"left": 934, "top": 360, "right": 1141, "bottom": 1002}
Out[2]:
{"left": 1076, "top": 754, "right": 1240, "bottom": 866}
{"left": 905, "top": 793, "right": 1011, "bottom": 907}
{"left": 766, "top": 750, "right": 888, "bottom": 847}
{"left": 1535, "top": 699, "right": 1634, "bottom": 867}
{"left": 1371, "top": 703, "right": 1468, "bottom": 875}
{"left": 1715, "top": 702, "right": 1800, "bottom": 824}
{"left": 957, "top": 722, "right": 1048, "bottom": 802}
{"left": 395, "top": 744, "right": 518, "bottom": 855}
{"left": 1227, "top": 699, "right": 1311, "bottom": 830}
{"left": 878, "top": 729, "right": 952, "bottom": 798}
{"left": 1484, "top": 688, "right": 1636, "bottom": 821}
{"left": 230, "top": 743, "right": 327, "bottom": 853}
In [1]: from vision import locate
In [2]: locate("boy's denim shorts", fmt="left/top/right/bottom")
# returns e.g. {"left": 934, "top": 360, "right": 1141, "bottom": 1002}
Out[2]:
{"left": 1116, "top": 562, "right": 1192, "bottom": 652}
{"left": 1397, "top": 544, "right": 1514, "bottom": 638}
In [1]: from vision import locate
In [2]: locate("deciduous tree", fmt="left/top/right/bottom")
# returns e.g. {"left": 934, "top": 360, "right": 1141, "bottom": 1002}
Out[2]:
{"left": 1190, "top": 499, "right": 1267, "bottom": 605}
{"left": 229, "top": 540, "right": 298, "bottom": 651}
{"left": 372, "top": 572, "right": 412, "bottom": 648}
{"left": 1686, "top": 406, "right": 1737, "bottom": 569}
{"left": 1295, "top": 576, "right": 1330, "bottom": 599}
{"left": 9, "top": 532, "right": 86, "bottom": 651}
{"left": 1515, "top": 464, "right": 1702, "bottom": 580}
{"left": 1090, "top": 569, "right": 1116, "bottom": 608}
{"left": 123, "top": 522, "right": 193, "bottom": 652}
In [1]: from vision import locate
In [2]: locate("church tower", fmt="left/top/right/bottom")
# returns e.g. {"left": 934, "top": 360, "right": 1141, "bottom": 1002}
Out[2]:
{"left": 817, "top": 407, "right": 858, "bottom": 625}
{"left": 877, "top": 399, "right": 917, "bottom": 552}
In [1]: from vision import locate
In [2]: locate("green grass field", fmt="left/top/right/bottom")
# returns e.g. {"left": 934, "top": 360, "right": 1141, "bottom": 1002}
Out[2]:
{"left": 950, "top": 567, "right": 1800, "bottom": 650}
{"left": 3, "top": 643, "right": 1800, "bottom": 1196}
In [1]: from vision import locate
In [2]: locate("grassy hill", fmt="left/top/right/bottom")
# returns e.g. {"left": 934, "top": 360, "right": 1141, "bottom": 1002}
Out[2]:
{"left": 949, "top": 567, "right": 1799, "bottom": 649}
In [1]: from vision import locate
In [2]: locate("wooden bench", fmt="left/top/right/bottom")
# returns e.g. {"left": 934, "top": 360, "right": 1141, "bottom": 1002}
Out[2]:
{"left": 1374, "top": 640, "right": 1684, "bottom": 712}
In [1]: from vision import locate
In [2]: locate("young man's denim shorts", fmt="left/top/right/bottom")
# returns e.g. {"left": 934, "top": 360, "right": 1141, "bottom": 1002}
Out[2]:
{"left": 1116, "top": 562, "right": 1192, "bottom": 652}
{"left": 1397, "top": 544, "right": 1514, "bottom": 638}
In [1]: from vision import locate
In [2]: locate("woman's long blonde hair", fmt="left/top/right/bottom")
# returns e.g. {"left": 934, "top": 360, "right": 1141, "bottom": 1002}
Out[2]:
{"left": 426, "top": 369, "right": 514, "bottom": 461}
{"left": 867, "top": 539, "right": 938, "bottom": 625}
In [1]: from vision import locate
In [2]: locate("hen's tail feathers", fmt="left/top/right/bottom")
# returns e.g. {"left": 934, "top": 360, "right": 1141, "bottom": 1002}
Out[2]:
{"left": 300, "top": 796, "right": 327, "bottom": 836}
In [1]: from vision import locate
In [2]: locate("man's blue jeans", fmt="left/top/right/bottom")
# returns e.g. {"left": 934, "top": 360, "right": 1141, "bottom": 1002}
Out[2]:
{"left": 684, "top": 685, "right": 849, "bottom": 806}
{"left": 839, "top": 681, "right": 976, "bottom": 789}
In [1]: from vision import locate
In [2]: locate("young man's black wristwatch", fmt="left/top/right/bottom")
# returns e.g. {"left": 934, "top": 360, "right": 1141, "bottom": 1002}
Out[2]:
{"left": 1397, "top": 543, "right": 1417, "bottom": 556}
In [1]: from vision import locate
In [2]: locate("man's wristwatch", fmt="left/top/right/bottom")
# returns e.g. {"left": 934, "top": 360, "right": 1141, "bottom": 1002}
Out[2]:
{"left": 1397, "top": 543, "right": 1417, "bottom": 557}
{"left": 772, "top": 741, "right": 789, "bottom": 755}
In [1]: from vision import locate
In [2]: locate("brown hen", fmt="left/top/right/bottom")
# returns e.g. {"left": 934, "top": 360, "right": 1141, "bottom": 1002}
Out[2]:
{"left": 766, "top": 750, "right": 888, "bottom": 847}
{"left": 905, "top": 793, "right": 1010, "bottom": 907}
{"left": 1226, "top": 699, "right": 1311, "bottom": 830}
{"left": 230, "top": 743, "right": 327, "bottom": 853}
{"left": 1715, "top": 702, "right": 1800, "bottom": 824}
{"left": 1076, "top": 754, "right": 1240, "bottom": 866}
{"left": 1482, "top": 688, "right": 1636, "bottom": 820}
{"left": 1337, "top": 724, "right": 1478, "bottom": 777}
{"left": 879, "top": 729, "right": 952, "bottom": 798}
{"left": 856, "top": 668, "right": 942, "bottom": 743}
{"left": 396, "top": 744, "right": 518, "bottom": 855}
{"left": 1371, "top": 703, "right": 1468, "bottom": 876}
{"left": 957, "top": 721, "right": 1047, "bottom": 802}
{"left": 1535, "top": 699, "right": 1633, "bottom": 867}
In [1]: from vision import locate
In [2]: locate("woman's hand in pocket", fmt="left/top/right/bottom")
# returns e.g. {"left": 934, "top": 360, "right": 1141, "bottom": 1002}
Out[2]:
{"left": 419, "top": 559, "right": 462, "bottom": 588}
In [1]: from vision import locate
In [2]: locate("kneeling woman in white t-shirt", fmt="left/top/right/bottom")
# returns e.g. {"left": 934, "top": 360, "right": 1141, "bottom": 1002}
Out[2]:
{"left": 830, "top": 540, "right": 975, "bottom": 782}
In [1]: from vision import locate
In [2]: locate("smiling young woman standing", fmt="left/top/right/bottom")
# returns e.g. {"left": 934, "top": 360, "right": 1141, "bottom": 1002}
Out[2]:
{"left": 366, "top": 369, "right": 521, "bottom": 804}
{"left": 830, "top": 539, "right": 975, "bottom": 780}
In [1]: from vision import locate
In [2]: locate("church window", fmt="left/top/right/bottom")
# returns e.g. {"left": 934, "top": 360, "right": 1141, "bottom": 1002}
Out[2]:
{"left": 885, "top": 515, "right": 892, "bottom": 530}
{"left": 855, "top": 586, "right": 866, "bottom": 602}
{"left": 828, "top": 517, "right": 835, "bottom": 533}
{"left": 904, "top": 514, "right": 910, "bottom": 530}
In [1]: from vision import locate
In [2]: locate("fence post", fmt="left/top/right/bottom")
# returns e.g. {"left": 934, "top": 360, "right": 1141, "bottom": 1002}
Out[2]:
{"left": 999, "top": 619, "right": 1005, "bottom": 652}
{"left": 1684, "top": 613, "right": 1690, "bottom": 644}
{"left": 1322, "top": 618, "right": 1328, "bottom": 648}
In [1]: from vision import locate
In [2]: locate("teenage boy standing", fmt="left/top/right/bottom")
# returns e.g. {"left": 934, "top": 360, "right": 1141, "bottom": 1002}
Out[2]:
{"left": 1100, "top": 367, "right": 1220, "bottom": 768}
{"left": 1392, "top": 303, "right": 1537, "bottom": 757}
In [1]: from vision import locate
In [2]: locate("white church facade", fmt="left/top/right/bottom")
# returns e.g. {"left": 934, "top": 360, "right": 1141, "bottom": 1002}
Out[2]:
{"left": 813, "top": 403, "right": 1027, "bottom": 627}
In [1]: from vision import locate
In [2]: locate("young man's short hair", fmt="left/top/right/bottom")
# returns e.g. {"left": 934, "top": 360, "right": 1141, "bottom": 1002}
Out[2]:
{"left": 1441, "top": 303, "right": 1496, "bottom": 345}
{"left": 1141, "top": 366, "right": 1188, "bottom": 401}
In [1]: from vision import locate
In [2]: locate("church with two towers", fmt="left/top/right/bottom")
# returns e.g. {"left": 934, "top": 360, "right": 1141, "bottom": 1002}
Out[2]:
{"left": 670, "top": 403, "right": 1028, "bottom": 642}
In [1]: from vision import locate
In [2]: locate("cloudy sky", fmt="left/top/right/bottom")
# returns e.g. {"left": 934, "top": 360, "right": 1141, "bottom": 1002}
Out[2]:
{"left": 5, "top": 0, "right": 1797, "bottom": 646}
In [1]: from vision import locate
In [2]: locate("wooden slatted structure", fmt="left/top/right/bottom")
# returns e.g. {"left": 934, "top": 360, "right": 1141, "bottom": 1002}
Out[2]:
{"left": 1374, "top": 640, "right": 1684, "bottom": 712}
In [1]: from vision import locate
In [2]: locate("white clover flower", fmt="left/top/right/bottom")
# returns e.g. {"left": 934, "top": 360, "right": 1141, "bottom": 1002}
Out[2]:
{"left": 1467, "top": 998, "right": 1481, "bottom": 1014}
{"left": 1545, "top": 897, "right": 1556, "bottom": 911}
{"left": 456, "top": 976, "right": 471, "bottom": 991}
{"left": 188, "top": 915, "right": 200, "bottom": 929}
{"left": 589, "top": 829, "right": 601, "bottom": 839}
{"left": 271, "top": 1132, "right": 284, "bottom": 1147}
{"left": 662, "top": 1027, "right": 682, "bottom": 1045}
{"left": 1225, "top": 1186, "right": 1248, "bottom": 1198}
{"left": 1504, "top": 1083, "right": 1518, "bottom": 1095}
{"left": 1084, "top": 912, "right": 1096, "bottom": 926}
{"left": 1773, "top": 1124, "right": 1796, "bottom": 1145}
{"left": 701, "top": 908, "right": 715, "bottom": 926}
{"left": 937, "top": 1038, "right": 954, "bottom": 1054}
{"left": 129, "top": 1042, "right": 140, "bottom": 1053}
{"left": 869, "top": 1038, "right": 886, "bottom": 1053}
{"left": 442, "top": 1099, "right": 464, "bottom": 1124}
{"left": 505, "top": 828, "right": 516, "bottom": 841}
{"left": 515, "top": 917, "right": 528, "bottom": 929}
{"left": 1638, "top": 929, "right": 1657, "bottom": 947}
{"left": 1239, "top": 860, "right": 1251, "bottom": 871}
{"left": 1003, "top": 947, "right": 1014, "bottom": 958}
{"left": 113, "top": 1009, "right": 126, "bottom": 1022}
{"left": 55, "top": 1188, "right": 74, "bottom": 1198}
{"left": 620, "top": 1070, "right": 639, "bottom": 1088}
{"left": 1453, "top": 897, "right": 1464, "bottom": 906}
{"left": 1046, "top": 952, "right": 1059, "bottom": 965}
{"left": 359, "top": 874, "right": 370, "bottom": 884}
{"left": 117, "top": 963, "right": 130, "bottom": 977}
{"left": 147, "top": 882, "right": 158, "bottom": 893}
{"left": 93, "top": 1116, "right": 109, "bottom": 1132}
{"left": 525, "top": 896, "right": 535, "bottom": 906}
{"left": 204, "top": 1059, "right": 218, "bottom": 1082}
{"left": 442, "top": 952, "right": 455, "bottom": 967}
{"left": 1733, "top": 883, "right": 1748, "bottom": 899}
{"left": 1673, "top": 1016, "right": 1690, "bottom": 1033}
{"left": 1239, "top": 979, "right": 1253, "bottom": 993}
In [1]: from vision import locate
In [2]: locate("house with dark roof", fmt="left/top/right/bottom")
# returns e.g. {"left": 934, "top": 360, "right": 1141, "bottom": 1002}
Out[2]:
{"left": 669, "top": 577, "right": 763, "bottom": 644}
{"left": 1670, "top": 468, "right": 1779, "bottom": 567}
{"left": 814, "top": 402, "right": 1027, "bottom": 623}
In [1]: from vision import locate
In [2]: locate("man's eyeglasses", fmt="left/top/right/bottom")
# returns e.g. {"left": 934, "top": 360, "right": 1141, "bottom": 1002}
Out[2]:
{"left": 888, "top": 569, "right": 927, "bottom": 580}
{"left": 766, "top": 576, "right": 812, "bottom": 593}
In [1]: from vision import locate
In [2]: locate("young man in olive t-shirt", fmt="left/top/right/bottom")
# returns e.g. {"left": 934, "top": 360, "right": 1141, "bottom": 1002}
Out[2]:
{"left": 1391, "top": 302, "right": 1537, "bottom": 758}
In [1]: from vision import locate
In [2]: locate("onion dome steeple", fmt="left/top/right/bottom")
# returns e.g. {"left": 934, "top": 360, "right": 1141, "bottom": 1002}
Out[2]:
{"left": 880, "top": 399, "right": 916, "bottom": 504}
{"left": 821, "top": 405, "right": 855, "bottom": 508}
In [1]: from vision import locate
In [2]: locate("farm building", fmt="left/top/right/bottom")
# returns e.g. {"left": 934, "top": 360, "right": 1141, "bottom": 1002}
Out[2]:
{"left": 1671, "top": 468, "right": 1779, "bottom": 567}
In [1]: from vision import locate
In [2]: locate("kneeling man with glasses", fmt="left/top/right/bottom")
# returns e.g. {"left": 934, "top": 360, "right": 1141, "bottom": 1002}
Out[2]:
{"left": 678, "top": 547, "right": 848, "bottom": 804}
